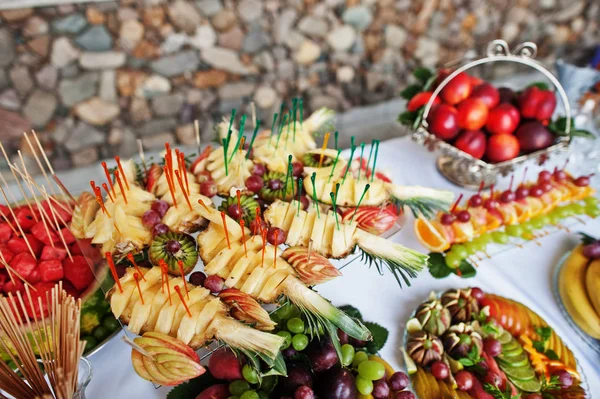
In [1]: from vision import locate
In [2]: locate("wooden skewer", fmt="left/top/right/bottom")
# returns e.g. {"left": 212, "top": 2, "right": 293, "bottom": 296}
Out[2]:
{"left": 174, "top": 285, "right": 191, "bottom": 317}
{"left": 106, "top": 252, "right": 123, "bottom": 292}
{"left": 114, "top": 170, "right": 128, "bottom": 204}
{"left": 134, "top": 273, "right": 145, "bottom": 305}
{"left": 39, "top": 186, "right": 73, "bottom": 261}
{"left": 127, "top": 253, "right": 146, "bottom": 281}
{"left": 1, "top": 149, "right": 38, "bottom": 223}
{"left": 174, "top": 170, "right": 192, "bottom": 210}
{"left": 114, "top": 156, "right": 129, "bottom": 190}
{"left": 221, "top": 212, "right": 231, "bottom": 249}
{"left": 136, "top": 139, "right": 148, "bottom": 176}
{"left": 121, "top": 335, "right": 154, "bottom": 359}
{"left": 16, "top": 151, "right": 41, "bottom": 224}
{"left": 23, "top": 132, "right": 57, "bottom": 197}
{"left": 177, "top": 260, "right": 189, "bottom": 299}
{"left": 0, "top": 185, "right": 36, "bottom": 258}
{"left": 51, "top": 174, "right": 77, "bottom": 204}
{"left": 101, "top": 162, "right": 116, "bottom": 197}
{"left": 9, "top": 163, "right": 72, "bottom": 214}
{"left": 24, "top": 181, "right": 54, "bottom": 248}
{"left": 193, "top": 120, "right": 201, "bottom": 155}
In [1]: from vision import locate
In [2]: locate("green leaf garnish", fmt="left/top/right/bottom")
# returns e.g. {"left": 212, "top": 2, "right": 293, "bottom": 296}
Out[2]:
{"left": 527, "top": 82, "right": 551, "bottom": 90}
{"left": 166, "top": 372, "right": 218, "bottom": 399}
{"left": 579, "top": 232, "right": 598, "bottom": 245}
{"left": 400, "top": 85, "right": 422, "bottom": 100}
{"left": 412, "top": 67, "right": 434, "bottom": 84}
{"left": 364, "top": 322, "right": 389, "bottom": 354}
{"left": 427, "top": 253, "right": 453, "bottom": 279}
{"left": 398, "top": 110, "right": 418, "bottom": 126}
{"left": 457, "top": 260, "right": 477, "bottom": 278}
{"left": 484, "top": 383, "right": 520, "bottom": 399}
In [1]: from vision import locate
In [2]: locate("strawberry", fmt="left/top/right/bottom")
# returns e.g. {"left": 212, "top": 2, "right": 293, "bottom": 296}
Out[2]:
{"left": 10, "top": 252, "right": 37, "bottom": 279}
{"left": 31, "top": 221, "right": 60, "bottom": 246}
{"left": 0, "top": 223, "right": 13, "bottom": 243}
{"left": 63, "top": 255, "right": 94, "bottom": 290}
{"left": 14, "top": 207, "right": 37, "bottom": 231}
{"left": 39, "top": 260, "right": 63, "bottom": 282}
{"left": 60, "top": 227, "right": 76, "bottom": 244}
{"left": 145, "top": 163, "right": 162, "bottom": 193}
{"left": 41, "top": 199, "right": 72, "bottom": 225}
{"left": 0, "top": 244, "right": 14, "bottom": 264}
{"left": 41, "top": 245, "right": 67, "bottom": 261}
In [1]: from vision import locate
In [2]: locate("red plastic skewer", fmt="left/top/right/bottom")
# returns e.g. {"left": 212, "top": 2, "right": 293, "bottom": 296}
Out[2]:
{"left": 179, "top": 152, "right": 190, "bottom": 195}
{"left": 174, "top": 170, "right": 192, "bottom": 210}
{"left": 221, "top": 211, "right": 231, "bottom": 249}
{"left": 159, "top": 260, "right": 172, "bottom": 304}
{"left": 451, "top": 193, "right": 464, "bottom": 213}
{"left": 134, "top": 273, "right": 144, "bottom": 305}
{"left": 115, "top": 156, "right": 129, "bottom": 190}
{"left": 106, "top": 252, "right": 123, "bottom": 293}
{"left": 174, "top": 286, "right": 191, "bottom": 317}
{"left": 236, "top": 190, "right": 242, "bottom": 221}
{"left": 240, "top": 220, "right": 247, "bottom": 257}
{"left": 163, "top": 166, "right": 178, "bottom": 208}
{"left": 102, "top": 183, "right": 115, "bottom": 202}
{"left": 261, "top": 229, "right": 267, "bottom": 268}
{"left": 197, "top": 199, "right": 210, "bottom": 212}
{"left": 127, "top": 253, "right": 146, "bottom": 281}
{"left": 114, "top": 170, "right": 128, "bottom": 204}
{"left": 177, "top": 260, "right": 190, "bottom": 299}
{"left": 101, "top": 161, "right": 116, "bottom": 197}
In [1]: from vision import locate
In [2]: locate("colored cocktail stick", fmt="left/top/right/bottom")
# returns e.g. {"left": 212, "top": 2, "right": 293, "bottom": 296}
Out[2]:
{"left": 101, "top": 161, "right": 116, "bottom": 197}
{"left": 310, "top": 172, "right": 320, "bottom": 218}
{"left": 102, "top": 183, "right": 114, "bottom": 203}
{"left": 127, "top": 253, "right": 146, "bottom": 281}
{"left": 342, "top": 137, "right": 357, "bottom": 184}
{"left": 221, "top": 211, "right": 231, "bottom": 249}
{"left": 225, "top": 109, "right": 237, "bottom": 151}
{"left": 274, "top": 114, "right": 289, "bottom": 150}
{"left": 277, "top": 102, "right": 285, "bottom": 132}
{"left": 292, "top": 98, "right": 298, "bottom": 142}
{"left": 134, "top": 273, "right": 144, "bottom": 305}
{"left": 240, "top": 220, "right": 248, "bottom": 258}
{"left": 174, "top": 285, "right": 191, "bottom": 317}
{"left": 115, "top": 156, "right": 129, "bottom": 190}
{"left": 350, "top": 184, "right": 371, "bottom": 223}
{"left": 22, "top": 132, "right": 57, "bottom": 197}
{"left": 330, "top": 192, "right": 340, "bottom": 230}
{"left": 106, "top": 252, "right": 123, "bottom": 292}
{"left": 92, "top": 185, "right": 111, "bottom": 217}
{"left": 137, "top": 139, "right": 148, "bottom": 176}
{"left": 285, "top": 110, "right": 292, "bottom": 149}
{"left": 284, "top": 155, "right": 293, "bottom": 198}
{"left": 174, "top": 170, "right": 192, "bottom": 211}
{"left": 177, "top": 260, "right": 190, "bottom": 298}
{"left": 251, "top": 101, "right": 257, "bottom": 129}
{"left": 370, "top": 140, "right": 380, "bottom": 182}
{"left": 253, "top": 210, "right": 261, "bottom": 235}
{"left": 236, "top": 189, "right": 243, "bottom": 221}
{"left": 318, "top": 132, "right": 331, "bottom": 168}
{"left": 197, "top": 198, "right": 210, "bottom": 212}
{"left": 246, "top": 119, "right": 261, "bottom": 159}
{"left": 0, "top": 184, "right": 35, "bottom": 258}
{"left": 261, "top": 229, "right": 267, "bottom": 267}
{"left": 356, "top": 142, "right": 365, "bottom": 181}
{"left": 193, "top": 120, "right": 201, "bottom": 155}
{"left": 229, "top": 115, "right": 246, "bottom": 163}
{"left": 221, "top": 138, "right": 229, "bottom": 176}
{"left": 327, "top": 149, "right": 342, "bottom": 184}
{"left": 297, "top": 178, "right": 303, "bottom": 216}
{"left": 273, "top": 230, "right": 278, "bottom": 269}
{"left": 159, "top": 260, "right": 172, "bottom": 305}
{"left": 114, "top": 170, "right": 128, "bottom": 204}
{"left": 163, "top": 166, "right": 178, "bottom": 208}
{"left": 299, "top": 98, "right": 303, "bottom": 130}
{"left": 165, "top": 143, "right": 174, "bottom": 184}
{"left": 268, "top": 113, "right": 278, "bottom": 147}
{"left": 365, "top": 140, "right": 375, "bottom": 180}
{"left": 451, "top": 194, "right": 464, "bottom": 213}
{"left": 334, "top": 131, "right": 339, "bottom": 150}
{"left": 179, "top": 152, "right": 190, "bottom": 195}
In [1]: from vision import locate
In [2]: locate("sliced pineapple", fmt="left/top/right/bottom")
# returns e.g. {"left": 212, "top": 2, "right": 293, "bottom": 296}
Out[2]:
{"left": 70, "top": 191, "right": 100, "bottom": 239}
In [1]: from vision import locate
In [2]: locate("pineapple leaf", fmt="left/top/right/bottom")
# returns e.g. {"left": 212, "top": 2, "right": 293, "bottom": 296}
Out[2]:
{"left": 391, "top": 196, "right": 448, "bottom": 219}
{"left": 358, "top": 248, "right": 418, "bottom": 288}
{"left": 337, "top": 305, "right": 363, "bottom": 321}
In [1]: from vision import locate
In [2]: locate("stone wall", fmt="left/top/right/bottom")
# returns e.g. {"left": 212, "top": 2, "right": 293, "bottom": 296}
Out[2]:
{"left": 0, "top": 0, "right": 597, "bottom": 170}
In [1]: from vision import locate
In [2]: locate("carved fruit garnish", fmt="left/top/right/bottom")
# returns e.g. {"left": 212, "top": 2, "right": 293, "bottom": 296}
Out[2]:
{"left": 149, "top": 231, "right": 198, "bottom": 275}
{"left": 442, "top": 322, "right": 483, "bottom": 359}
{"left": 441, "top": 288, "right": 480, "bottom": 323}
{"left": 415, "top": 299, "right": 452, "bottom": 336}
{"left": 281, "top": 246, "right": 342, "bottom": 286}
{"left": 406, "top": 331, "right": 444, "bottom": 367}
{"left": 218, "top": 288, "right": 276, "bottom": 331}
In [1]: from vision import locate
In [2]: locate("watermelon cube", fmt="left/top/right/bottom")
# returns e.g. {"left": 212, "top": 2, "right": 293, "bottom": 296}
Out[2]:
{"left": 7, "top": 235, "right": 43, "bottom": 256}
{"left": 14, "top": 207, "right": 37, "bottom": 231}
{"left": 28, "top": 268, "right": 41, "bottom": 284}
{"left": 31, "top": 222, "right": 59, "bottom": 246}
{"left": 0, "top": 244, "right": 15, "bottom": 264}
{"left": 2, "top": 278, "right": 24, "bottom": 295}
{"left": 0, "top": 223, "right": 13, "bottom": 243}
{"left": 60, "top": 227, "right": 76, "bottom": 244}
{"left": 70, "top": 239, "right": 102, "bottom": 265}
{"left": 25, "top": 282, "right": 56, "bottom": 319}
{"left": 39, "top": 260, "right": 63, "bottom": 282}
{"left": 0, "top": 204, "right": 9, "bottom": 218}
{"left": 41, "top": 200, "right": 72, "bottom": 225}
{"left": 41, "top": 245, "right": 67, "bottom": 261}
{"left": 63, "top": 255, "right": 94, "bottom": 291}
{"left": 10, "top": 252, "right": 37, "bottom": 279}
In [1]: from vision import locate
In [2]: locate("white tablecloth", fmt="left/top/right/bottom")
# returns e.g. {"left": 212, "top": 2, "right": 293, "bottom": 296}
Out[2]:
{"left": 82, "top": 136, "right": 600, "bottom": 398}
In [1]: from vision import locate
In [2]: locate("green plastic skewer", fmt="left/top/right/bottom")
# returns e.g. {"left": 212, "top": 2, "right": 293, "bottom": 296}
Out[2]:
{"left": 299, "top": 99, "right": 303, "bottom": 130}
{"left": 283, "top": 154, "right": 293, "bottom": 198}
{"left": 229, "top": 114, "right": 246, "bottom": 163}
{"left": 221, "top": 138, "right": 229, "bottom": 176}
{"left": 365, "top": 140, "right": 375, "bottom": 180}
{"left": 328, "top": 149, "right": 342, "bottom": 183}
{"left": 350, "top": 184, "right": 370, "bottom": 223}
{"left": 275, "top": 114, "right": 288, "bottom": 150}
{"left": 284, "top": 110, "right": 292, "bottom": 150}
{"left": 246, "top": 119, "right": 261, "bottom": 159}
{"left": 334, "top": 131, "right": 338, "bottom": 150}
{"left": 297, "top": 177, "right": 303, "bottom": 216}
{"left": 330, "top": 188, "right": 340, "bottom": 230}
{"left": 277, "top": 102, "right": 285, "bottom": 132}
{"left": 225, "top": 108, "right": 236, "bottom": 152}
{"left": 292, "top": 98, "right": 298, "bottom": 142}
{"left": 342, "top": 137, "right": 356, "bottom": 184}
{"left": 268, "top": 113, "right": 278, "bottom": 147}
{"left": 310, "top": 172, "right": 320, "bottom": 218}
{"left": 370, "top": 140, "right": 380, "bottom": 182}
{"left": 356, "top": 142, "right": 365, "bottom": 181}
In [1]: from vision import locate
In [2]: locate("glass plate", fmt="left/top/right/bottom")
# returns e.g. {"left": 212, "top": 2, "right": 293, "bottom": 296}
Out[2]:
{"left": 552, "top": 250, "right": 600, "bottom": 356}
{"left": 400, "top": 290, "right": 590, "bottom": 396}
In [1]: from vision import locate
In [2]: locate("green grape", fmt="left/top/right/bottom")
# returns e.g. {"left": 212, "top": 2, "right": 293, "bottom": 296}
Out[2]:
{"left": 505, "top": 224, "right": 523, "bottom": 237}
{"left": 463, "top": 241, "right": 477, "bottom": 255}
{"left": 450, "top": 244, "right": 468, "bottom": 259}
{"left": 547, "top": 210, "right": 561, "bottom": 225}
{"left": 520, "top": 221, "right": 533, "bottom": 234}
{"left": 292, "top": 334, "right": 309, "bottom": 351}
{"left": 240, "top": 391, "right": 259, "bottom": 399}
{"left": 357, "top": 361, "right": 386, "bottom": 381}
{"left": 469, "top": 238, "right": 486, "bottom": 252}
{"left": 529, "top": 216, "right": 544, "bottom": 230}
{"left": 276, "top": 331, "right": 292, "bottom": 349}
{"left": 275, "top": 303, "right": 295, "bottom": 320}
{"left": 586, "top": 205, "right": 600, "bottom": 218}
{"left": 571, "top": 203, "right": 585, "bottom": 214}
{"left": 229, "top": 380, "right": 251, "bottom": 396}
{"left": 491, "top": 231, "right": 509, "bottom": 244}
{"left": 555, "top": 206, "right": 570, "bottom": 219}
{"left": 583, "top": 197, "right": 598, "bottom": 207}
{"left": 537, "top": 214, "right": 551, "bottom": 225}
{"left": 355, "top": 376, "right": 373, "bottom": 395}
{"left": 242, "top": 365, "right": 259, "bottom": 384}
{"left": 352, "top": 351, "right": 369, "bottom": 368}
{"left": 478, "top": 233, "right": 493, "bottom": 245}
{"left": 287, "top": 318, "right": 305, "bottom": 334}
{"left": 341, "top": 344, "right": 355, "bottom": 367}
{"left": 445, "top": 252, "right": 462, "bottom": 269}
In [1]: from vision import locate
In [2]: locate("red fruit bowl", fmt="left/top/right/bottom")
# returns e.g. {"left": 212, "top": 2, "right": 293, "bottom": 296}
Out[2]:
{"left": 407, "top": 40, "right": 572, "bottom": 189}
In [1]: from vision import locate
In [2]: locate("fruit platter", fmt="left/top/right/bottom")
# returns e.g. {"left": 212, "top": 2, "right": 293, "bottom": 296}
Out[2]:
{"left": 403, "top": 288, "right": 588, "bottom": 398}
{"left": 553, "top": 233, "right": 600, "bottom": 355}
{"left": 413, "top": 166, "right": 599, "bottom": 278}
{"left": 0, "top": 134, "right": 120, "bottom": 359}
{"left": 400, "top": 39, "right": 594, "bottom": 188}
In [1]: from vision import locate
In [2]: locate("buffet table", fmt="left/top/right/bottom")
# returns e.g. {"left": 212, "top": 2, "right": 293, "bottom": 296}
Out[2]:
{"left": 78, "top": 136, "right": 600, "bottom": 398}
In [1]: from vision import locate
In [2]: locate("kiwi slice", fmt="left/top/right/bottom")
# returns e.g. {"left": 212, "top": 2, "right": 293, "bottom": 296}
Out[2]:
{"left": 150, "top": 232, "right": 198, "bottom": 275}
{"left": 259, "top": 171, "right": 295, "bottom": 203}
{"left": 302, "top": 152, "right": 334, "bottom": 168}
{"left": 218, "top": 195, "right": 259, "bottom": 226}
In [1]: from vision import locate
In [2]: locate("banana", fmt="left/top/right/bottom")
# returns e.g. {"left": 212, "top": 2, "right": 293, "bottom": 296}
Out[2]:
{"left": 558, "top": 245, "right": 600, "bottom": 339}
{"left": 585, "top": 259, "right": 600, "bottom": 319}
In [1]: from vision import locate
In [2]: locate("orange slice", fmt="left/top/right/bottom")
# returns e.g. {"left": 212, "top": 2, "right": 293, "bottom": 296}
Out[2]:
{"left": 468, "top": 208, "right": 488, "bottom": 235}
{"left": 414, "top": 218, "right": 450, "bottom": 252}
{"left": 498, "top": 203, "right": 518, "bottom": 225}
{"left": 551, "top": 182, "right": 572, "bottom": 202}
{"left": 525, "top": 196, "right": 544, "bottom": 218}
{"left": 452, "top": 220, "right": 475, "bottom": 243}
{"left": 484, "top": 210, "right": 502, "bottom": 231}
{"left": 513, "top": 200, "right": 531, "bottom": 223}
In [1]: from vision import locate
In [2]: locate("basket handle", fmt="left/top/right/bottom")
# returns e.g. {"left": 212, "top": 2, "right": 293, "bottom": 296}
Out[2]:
{"left": 420, "top": 40, "right": 571, "bottom": 135}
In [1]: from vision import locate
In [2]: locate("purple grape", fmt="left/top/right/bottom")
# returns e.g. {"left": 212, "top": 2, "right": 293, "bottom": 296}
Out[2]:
{"left": 166, "top": 239, "right": 182, "bottom": 254}
{"left": 294, "top": 385, "right": 315, "bottom": 399}
{"left": 142, "top": 210, "right": 161, "bottom": 228}
{"left": 372, "top": 380, "right": 390, "bottom": 399}
{"left": 188, "top": 271, "right": 206, "bottom": 286}
{"left": 395, "top": 392, "right": 415, "bottom": 399}
{"left": 200, "top": 180, "right": 217, "bottom": 197}
{"left": 349, "top": 337, "right": 367, "bottom": 348}
{"left": 204, "top": 275, "right": 224, "bottom": 293}
{"left": 555, "top": 370, "right": 573, "bottom": 388}
{"left": 228, "top": 204, "right": 243, "bottom": 220}
{"left": 283, "top": 347, "right": 297, "bottom": 358}
{"left": 583, "top": 242, "right": 600, "bottom": 259}
{"left": 337, "top": 329, "right": 349, "bottom": 346}
{"left": 252, "top": 163, "right": 267, "bottom": 176}
{"left": 388, "top": 372, "right": 409, "bottom": 391}
{"left": 281, "top": 364, "right": 313, "bottom": 393}
{"left": 151, "top": 200, "right": 170, "bottom": 217}
{"left": 483, "top": 338, "right": 502, "bottom": 357}
{"left": 152, "top": 223, "right": 169, "bottom": 236}
{"left": 299, "top": 195, "right": 310, "bottom": 210}
{"left": 269, "top": 179, "right": 283, "bottom": 190}
{"left": 245, "top": 175, "right": 264, "bottom": 193}
{"left": 316, "top": 366, "right": 356, "bottom": 399}
{"left": 292, "top": 162, "right": 304, "bottom": 178}
{"left": 306, "top": 338, "right": 338, "bottom": 372}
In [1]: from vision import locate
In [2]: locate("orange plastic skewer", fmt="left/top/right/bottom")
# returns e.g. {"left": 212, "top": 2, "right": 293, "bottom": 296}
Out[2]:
{"left": 174, "top": 286, "right": 191, "bottom": 317}
{"left": 115, "top": 156, "right": 129, "bottom": 190}
{"left": 240, "top": 220, "right": 247, "bottom": 257}
{"left": 261, "top": 229, "right": 267, "bottom": 267}
{"left": 114, "top": 170, "right": 128, "bottom": 204}
{"left": 133, "top": 273, "right": 144, "bottom": 305}
{"left": 179, "top": 152, "right": 190, "bottom": 195}
{"left": 197, "top": 199, "right": 209, "bottom": 212}
{"left": 101, "top": 162, "right": 116, "bottom": 197}
{"left": 92, "top": 185, "right": 111, "bottom": 217}
{"left": 102, "top": 183, "right": 115, "bottom": 202}
{"left": 106, "top": 252, "right": 123, "bottom": 292}
{"left": 127, "top": 253, "right": 146, "bottom": 281}
{"left": 163, "top": 166, "right": 178, "bottom": 208}
{"left": 273, "top": 230, "right": 278, "bottom": 269}
{"left": 174, "top": 170, "right": 192, "bottom": 210}
{"left": 159, "top": 260, "right": 172, "bottom": 305}
{"left": 221, "top": 212, "right": 231, "bottom": 249}
{"left": 318, "top": 132, "right": 330, "bottom": 168}
{"left": 177, "top": 260, "right": 189, "bottom": 299}
{"left": 236, "top": 190, "right": 242, "bottom": 221}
